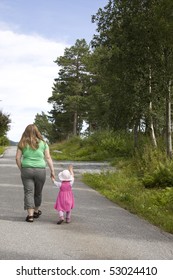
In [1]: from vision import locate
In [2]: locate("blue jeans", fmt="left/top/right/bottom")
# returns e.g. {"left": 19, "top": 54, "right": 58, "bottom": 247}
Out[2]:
{"left": 21, "top": 168, "right": 46, "bottom": 210}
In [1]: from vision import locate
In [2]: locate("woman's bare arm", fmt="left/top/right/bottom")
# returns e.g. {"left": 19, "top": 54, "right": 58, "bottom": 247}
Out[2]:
{"left": 44, "top": 148, "right": 55, "bottom": 179}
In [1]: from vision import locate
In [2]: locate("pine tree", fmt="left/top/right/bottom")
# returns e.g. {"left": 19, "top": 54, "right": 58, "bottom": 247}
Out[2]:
{"left": 48, "top": 39, "right": 91, "bottom": 140}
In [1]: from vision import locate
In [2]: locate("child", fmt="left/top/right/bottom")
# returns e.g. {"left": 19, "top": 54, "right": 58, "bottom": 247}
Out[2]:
{"left": 52, "top": 164, "right": 75, "bottom": 224}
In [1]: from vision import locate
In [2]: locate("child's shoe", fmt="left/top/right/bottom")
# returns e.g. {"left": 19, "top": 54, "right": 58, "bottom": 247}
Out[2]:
{"left": 66, "top": 218, "right": 71, "bottom": 223}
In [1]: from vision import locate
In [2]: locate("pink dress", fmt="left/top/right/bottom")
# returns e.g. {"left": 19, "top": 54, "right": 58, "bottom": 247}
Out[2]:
{"left": 54, "top": 181, "right": 75, "bottom": 212}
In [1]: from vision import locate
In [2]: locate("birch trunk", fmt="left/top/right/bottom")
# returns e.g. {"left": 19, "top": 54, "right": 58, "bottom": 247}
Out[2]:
{"left": 149, "top": 67, "right": 157, "bottom": 147}
{"left": 166, "top": 80, "right": 172, "bottom": 158}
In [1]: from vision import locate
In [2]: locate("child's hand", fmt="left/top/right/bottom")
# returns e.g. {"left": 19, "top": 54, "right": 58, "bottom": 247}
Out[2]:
{"left": 68, "top": 164, "right": 74, "bottom": 177}
{"left": 68, "top": 164, "right": 73, "bottom": 172}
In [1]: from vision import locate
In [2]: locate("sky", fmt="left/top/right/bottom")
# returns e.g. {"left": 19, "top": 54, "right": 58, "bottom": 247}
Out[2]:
{"left": 0, "top": 0, "right": 108, "bottom": 142}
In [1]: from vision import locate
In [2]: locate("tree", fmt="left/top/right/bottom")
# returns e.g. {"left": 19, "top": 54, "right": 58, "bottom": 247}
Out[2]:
{"left": 0, "top": 110, "right": 11, "bottom": 137}
{"left": 150, "top": 0, "right": 173, "bottom": 157}
{"left": 91, "top": 0, "right": 173, "bottom": 153}
{"left": 48, "top": 39, "right": 92, "bottom": 140}
{"left": 34, "top": 112, "right": 55, "bottom": 143}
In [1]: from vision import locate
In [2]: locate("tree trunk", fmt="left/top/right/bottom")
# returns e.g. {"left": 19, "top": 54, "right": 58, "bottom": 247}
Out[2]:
{"left": 133, "top": 121, "right": 138, "bottom": 149}
{"left": 166, "top": 80, "right": 172, "bottom": 158}
{"left": 73, "top": 111, "right": 77, "bottom": 135}
{"left": 149, "top": 66, "right": 157, "bottom": 147}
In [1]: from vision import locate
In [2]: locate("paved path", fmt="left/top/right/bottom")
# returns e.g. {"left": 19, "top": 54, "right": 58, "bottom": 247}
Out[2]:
{"left": 0, "top": 146, "right": 173, "bottom": 260}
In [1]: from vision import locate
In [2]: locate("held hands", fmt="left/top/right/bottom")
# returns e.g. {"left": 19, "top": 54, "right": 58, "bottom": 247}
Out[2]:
{"left": 50, "top": 172, "right": 55, "bottom": 182}
{"left": 50, "top": 166, "right": 73, "bottom": 182}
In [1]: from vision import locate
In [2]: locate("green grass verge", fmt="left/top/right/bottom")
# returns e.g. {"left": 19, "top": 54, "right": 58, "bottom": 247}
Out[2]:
{"left": 83, "top": 170, "right": 173, "bottom": 234}
{"left": 0, "top": 146, "right": 6, "bottom": 155}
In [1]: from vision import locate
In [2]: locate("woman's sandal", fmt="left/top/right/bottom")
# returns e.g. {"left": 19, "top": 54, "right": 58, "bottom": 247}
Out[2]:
{"left": 33, "top": 210, "right": 42, "bottom": 218}
{"left": 25, "top": 215, "right": 34, "bottom": 222}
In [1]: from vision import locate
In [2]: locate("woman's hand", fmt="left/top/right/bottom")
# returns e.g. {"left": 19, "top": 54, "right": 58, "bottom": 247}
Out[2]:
{"left": 15, "top": 148, "right": 22, "bottom": 170}
{"left": 50, "top": 172, "right": 55, "bottom": 181}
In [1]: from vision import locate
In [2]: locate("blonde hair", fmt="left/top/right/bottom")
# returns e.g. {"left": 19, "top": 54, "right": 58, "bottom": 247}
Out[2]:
{"left": 18, "top": 124, "right": 44, "bottom": 150}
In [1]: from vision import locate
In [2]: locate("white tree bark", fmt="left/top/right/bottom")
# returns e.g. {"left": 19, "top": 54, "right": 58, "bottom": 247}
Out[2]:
{"left": 166, "top": 80, "right": 172, "bottom": 158}
{"left": 149, "top": 66, "right": 157, "bottom": 147}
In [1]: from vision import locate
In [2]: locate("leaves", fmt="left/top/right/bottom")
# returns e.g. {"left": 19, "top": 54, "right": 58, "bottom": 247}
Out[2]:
{"left": 0, "top": 111, "right": 11, "bottom": 138}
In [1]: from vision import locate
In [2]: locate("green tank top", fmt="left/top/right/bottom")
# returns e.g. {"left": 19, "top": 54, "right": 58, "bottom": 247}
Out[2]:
{"left": 21, "top": 140, "right": 48, "bottom": 168}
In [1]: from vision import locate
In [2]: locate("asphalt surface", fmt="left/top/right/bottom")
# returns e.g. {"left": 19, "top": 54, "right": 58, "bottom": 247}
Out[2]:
{"left": 1, "top": 146, "right": 173, "bottom": 260}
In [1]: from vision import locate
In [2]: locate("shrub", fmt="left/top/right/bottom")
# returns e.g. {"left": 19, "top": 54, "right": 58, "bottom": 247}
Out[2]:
{"left": 89, "top": 130, "right": 134, "bottom": 158}
{"left": 143, "top": 163, "right": 173, "bottom": 188}
{"left": 0, "top": 136, "right": 9, "bottom": 146}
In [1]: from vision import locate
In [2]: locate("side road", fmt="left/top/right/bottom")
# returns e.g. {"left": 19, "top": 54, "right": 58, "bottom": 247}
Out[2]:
{"left": 0, "top": 146, "right": 173, "bottom": 259}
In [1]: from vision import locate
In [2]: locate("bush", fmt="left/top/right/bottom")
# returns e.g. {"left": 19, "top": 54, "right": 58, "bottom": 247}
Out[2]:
{"left": 0, "top": 136, "right": 9, "bottom": 146}
{"left": 132, "top": 142, "right": 167, "bottom": 175}
{"left": 90, "top": 130, "right": 134, "bottom": 157}
{"left": 143, "top": 163, "right": 173, "bottom": 188}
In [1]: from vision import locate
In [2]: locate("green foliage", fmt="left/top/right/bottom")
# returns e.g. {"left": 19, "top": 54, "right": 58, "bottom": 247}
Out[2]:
{"left": 43, "top": 0, "right": 173, "bottom": 151}
{"left": 0, "top": 136, "right": 9, "bottom": 146}
{"left": 50, "top": 135, "right": 107, "bottom": 161}
{"left": 50, "top": 130, "right": 134, "bottom": 161}
{"left": 0, "top": 136, "right": 9, "bottom": 155}
{"left": 48, "top": 39, "right": 91, "bottom": 139}
{"left": 34, "top": 112, "right": 54, "bottom": 143}
{"left": 0, "top": 146, "right": 5, "bottom": 155}
{"left": 92, "top": 130, "right": 134, "bottom": 156}
{"left": 131, "top": 142, "right": 173, "bottom": 189}
{"left": 132, "top": 142, "right": 167, "bottom": 175}
{"left": 0, "top": 111, "right": 11, "bottom": 137}
{"left": 143, "top": 163, "right": 173, "bottom": 189}
{"left": 83, "top": 169, "right": 173, "bottom": 233}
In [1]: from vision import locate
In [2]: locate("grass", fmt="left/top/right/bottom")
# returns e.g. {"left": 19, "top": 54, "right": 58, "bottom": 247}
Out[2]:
{"left": 50, "top": 136, "right": 111, "bottom": 161}
{"left": 0, "top": 146, "right": 6, "bottom": 155}
{"left": 83, "top": 169, "right": 173, "bottom": 233}
{"left": 50, "top": 131, "right": 173, "bottom": 234}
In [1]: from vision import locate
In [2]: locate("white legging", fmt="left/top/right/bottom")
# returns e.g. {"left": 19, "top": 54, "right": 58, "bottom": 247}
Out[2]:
{"left": 59, "top": 210, "right": 71, "bottom": 219}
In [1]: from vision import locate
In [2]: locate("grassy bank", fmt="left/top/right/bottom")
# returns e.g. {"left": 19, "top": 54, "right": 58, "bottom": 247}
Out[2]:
{"left": 83, "top": 167, "right": 173, "bottom": 233}
{"left": 50, "top": 131, "right": 173, "bottom": 234}
{"left": 0, "top": 146, "right": 6, "bottom": 155}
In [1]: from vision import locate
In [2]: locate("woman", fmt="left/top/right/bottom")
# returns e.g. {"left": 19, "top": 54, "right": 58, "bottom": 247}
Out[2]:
{"left": 16, "top": 124, "right": 55, "bottom": 222}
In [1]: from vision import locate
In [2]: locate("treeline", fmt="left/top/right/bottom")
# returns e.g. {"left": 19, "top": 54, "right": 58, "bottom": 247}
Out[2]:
{"left": 0, "top": 110, "right": 11, "bottom": 146}
{"left": 35, "top": 0, "right": 173, "bottom": 157}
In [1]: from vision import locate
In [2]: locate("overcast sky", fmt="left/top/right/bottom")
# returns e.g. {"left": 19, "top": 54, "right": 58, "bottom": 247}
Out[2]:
{"left": 0, "top": 0, "right": 108, "bottom": 142}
